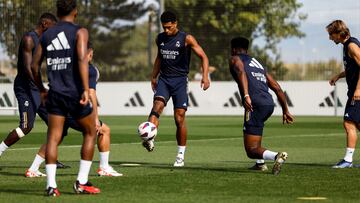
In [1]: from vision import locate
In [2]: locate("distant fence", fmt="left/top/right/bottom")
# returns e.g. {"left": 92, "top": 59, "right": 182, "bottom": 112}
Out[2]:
{"left": 0, "top": 81, "right": 345, "bottom": 116}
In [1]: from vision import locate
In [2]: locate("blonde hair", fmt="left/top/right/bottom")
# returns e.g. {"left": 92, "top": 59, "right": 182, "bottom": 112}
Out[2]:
{"left": 326, "top": 20, "right": 350, "bottom": 38}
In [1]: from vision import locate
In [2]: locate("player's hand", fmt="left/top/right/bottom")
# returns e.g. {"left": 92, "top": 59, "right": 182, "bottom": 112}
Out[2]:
{"left": 283, "top": 111, "right": 294, "bottom": 124}
{"left": 201, "top": 77, "right": 210, "bottom": 90}
{"left": 329, "top": 75, "right": 338, "bottom": 86}
{"left": 352, "top": 89, "right": 360, "bottom": 100}
{"left": 40, "top": 90, "right": 48, "bottom": 106}
{"left": 80, "top": 90, "right": 89, "bottom": 106}
{"left": 244, "top": 96, "right": 253, "bottom": 112}
{"left": 151, "top": 78, "right": 157, "bottom": 92}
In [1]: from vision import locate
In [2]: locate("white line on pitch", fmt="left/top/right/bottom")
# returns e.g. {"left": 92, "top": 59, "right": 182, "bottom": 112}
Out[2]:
{"left": 6, "top": 132, "right": 343, "bottom": 152}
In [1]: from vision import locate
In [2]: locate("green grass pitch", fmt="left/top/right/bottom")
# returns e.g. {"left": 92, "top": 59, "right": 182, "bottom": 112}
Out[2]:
{"left": 0, "top": 115, "right": 359, "bottom": 202}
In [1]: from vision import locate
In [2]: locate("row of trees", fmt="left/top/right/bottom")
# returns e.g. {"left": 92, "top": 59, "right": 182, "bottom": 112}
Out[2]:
{"left": 0, "top": 0, "right": 308, "bottom": 81}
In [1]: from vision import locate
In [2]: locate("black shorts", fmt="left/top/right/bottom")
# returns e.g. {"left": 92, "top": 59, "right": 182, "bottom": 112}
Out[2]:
{"left": 46, "top": 91, "right": 92, "bottom": 119}
{"left": 344, "top": 99, "right": 360, "bottom": 123}
{"left": 243, "top": 105, "right": 274, "bottom": 136}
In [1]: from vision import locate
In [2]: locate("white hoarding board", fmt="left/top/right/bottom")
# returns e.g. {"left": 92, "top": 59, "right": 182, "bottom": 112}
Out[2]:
{"left": 0, "top": 81, "right": 348, "bottom": 116}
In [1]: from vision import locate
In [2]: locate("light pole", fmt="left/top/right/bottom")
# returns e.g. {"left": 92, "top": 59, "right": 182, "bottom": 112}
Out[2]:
{"left": 148, "top": 6, "right": 156, "bottom": 68}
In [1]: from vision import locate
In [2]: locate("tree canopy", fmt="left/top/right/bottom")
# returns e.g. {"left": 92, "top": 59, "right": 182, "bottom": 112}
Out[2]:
{"left": 0, "top": 0, "right": 148, "bottom": 80}
{"left": 166, "top": 0, "right": 307, "bottom": 80}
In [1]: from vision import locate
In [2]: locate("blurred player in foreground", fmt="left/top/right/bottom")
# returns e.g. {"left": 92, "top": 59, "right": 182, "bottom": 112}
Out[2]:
{"left": 26, "top": 43, "right": 122, "bottom": 178}
{"left": 31, "top": 0, "right": 99, "bottom": 196}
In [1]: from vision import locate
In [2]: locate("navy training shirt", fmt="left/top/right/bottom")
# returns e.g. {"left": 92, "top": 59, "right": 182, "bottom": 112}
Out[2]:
{"left": 40, "top": 21, "right": 83, "bottom": 99}
{"left": 230, "top": 54, "right": 274, "bottom": 106}
{"left": 15, "top": 30, "right": 40, "bottom": 91}
{"left": 343, "top": 37, "right": 360, "bottom": 98}
{"left": 157, "top": 31, "right": 191, "bottom": 77}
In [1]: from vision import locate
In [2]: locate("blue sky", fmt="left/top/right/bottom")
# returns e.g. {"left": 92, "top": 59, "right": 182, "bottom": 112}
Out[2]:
{"left": 272, "top": 0, "right": 360, "bottom": 63}
{"left": 1, "top": 0, "right": 360, "bottom": 63}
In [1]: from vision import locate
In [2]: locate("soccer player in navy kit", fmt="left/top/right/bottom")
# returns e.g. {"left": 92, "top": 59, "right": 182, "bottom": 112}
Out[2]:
{"left": 229, "top": 37, "right": 294, "bottom": 175}
{"left": 31, "top": 0, "right": 99, "bottom": 196}
{"left": 0, "top": 14, "right": 57, "bottom": 172}
{"left": 27, "top": 44, "right": 122, "bottom": 177}
{"left": 143, "top": 11, "right": 210, "bottom": 167}
{"left": 327, "top": 20, "right": 360, "bottom": 168}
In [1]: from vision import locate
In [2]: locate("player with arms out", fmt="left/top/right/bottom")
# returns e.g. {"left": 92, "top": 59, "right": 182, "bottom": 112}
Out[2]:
{"left": 327, "top": 20, "right": 360, "bottom": 168}
{"left": 0, "top": 14, "right": 57, "bottom": 168}
{"left": 142, "top": 11, "right": 210, "bottom": 167}
{"left": 31, "top": 0, "right": 100, "bottom": 196}
{"left": 26, "top": 43, "right": 122, "bottom": 177}
{"left": 229, "top": 37, "right": 294, "bottom": 175}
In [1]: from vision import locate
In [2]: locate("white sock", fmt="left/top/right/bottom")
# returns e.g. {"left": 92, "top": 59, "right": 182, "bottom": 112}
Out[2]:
{"left": 177, "top": 146, "right": 186, "bottom": 159}
{"left": 77, "top": 160, "right": 92, "bottom": 184}
{"left": 262, "top": 150, "right": 278, "bottom": 161}
{"left": 344, "top": 148, "right": 355, "bottom": 162}
{"left": 29, "top": 154, "right": 45, "bottom": 171}
{"left": 0, "top": 141, "right": 9, "bottom": 156}
{"left": 46, "top": 164, "right": 57, "bottom": 189}
{"left": 256, "top": 159, "right": 265, "bottom": 164}
{"left": 99, "top": 151, "right": 110, "bottom": 169}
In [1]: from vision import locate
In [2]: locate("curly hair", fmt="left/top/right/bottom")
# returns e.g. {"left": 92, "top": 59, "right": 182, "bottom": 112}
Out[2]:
{"left": 56, "top": 0, "right": 77, "bottom": 17}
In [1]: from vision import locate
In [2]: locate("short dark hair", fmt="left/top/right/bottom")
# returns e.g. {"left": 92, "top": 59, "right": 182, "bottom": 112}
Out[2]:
{"left": 56, "top": 0, "right": 77, "bottom": 17}
{"left": 160, "top": 11, "right": 177, "bottom": 23}
{"left": 231, "top": 37, "right": 250, "bottom": 50}
{"left": 38, "top": 13, "right": 57, "bottom": 25}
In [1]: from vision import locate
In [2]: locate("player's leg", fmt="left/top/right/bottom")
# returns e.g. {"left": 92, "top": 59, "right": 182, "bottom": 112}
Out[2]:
{"left": 73, "top": 109, "right": 100, "bottom": 194}
{"left": 333, "top": 100, "right": 360, "bottom": 168}
{"left": 45, "top": 114, "right": 66, "bottom": 192}
{"left": 25, "top": 143, "right": 47, "bottom": 177}
{"left": 143, "top": 76, "right": 169, "bottom": 152}
{"left": 243, "top": 105, "right": 287, "bottom": 174}
{"left": 173, "top": 108, "right": 187, "bottom": 167}
{"left": 0, "top": 93, "right": 36, "bottom": 156}
{"left": 333, "top": 120, "right": 357, "bottom": 168}
{"left": 96, "top": 122, "right": 122, "bottom": 177}
{"left": 171, "top": 76, "right": 188, "bottom": 167}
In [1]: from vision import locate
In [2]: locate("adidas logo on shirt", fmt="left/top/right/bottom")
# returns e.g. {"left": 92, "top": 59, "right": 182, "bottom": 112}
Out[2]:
{"left": 47, "top": 31, "right": 70, "bottom": 51}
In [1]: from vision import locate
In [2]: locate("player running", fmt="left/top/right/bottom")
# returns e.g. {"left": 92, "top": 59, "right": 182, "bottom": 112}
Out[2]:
{"left": 31, "top": 0, "right": 100, "bottom": 196}
{"left": 0, "top": 13, "right": 60, "bottom": 164}
{"left": 229, "top": 37, "right": 294, "bottom": 175}
{"left": 327, "top": 20, "right": 360, "bottom": 168}
{"left": 142, "top": 11, "right": 210, "bottom": 167}
{"left": 26, "top": 43, "right": 122, "bottom": 178}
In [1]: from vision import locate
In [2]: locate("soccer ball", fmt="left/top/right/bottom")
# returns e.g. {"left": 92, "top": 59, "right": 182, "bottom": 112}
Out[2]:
{"left": 137, "top": 121, "right": 157, "bottom": 141}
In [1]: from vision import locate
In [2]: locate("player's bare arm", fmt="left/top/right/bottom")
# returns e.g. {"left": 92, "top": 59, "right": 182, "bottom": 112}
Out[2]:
{"left": 151, "top": 52, "right": 161, "bottom": 92}
{"left": 266, "top": 73, "right": 294, "bottom": 124}
{"left": 329, "top": 71, "right": 345, "bottom": 86}
{"left": 348, "top": 42, "right": 360, "bottom": 100}
{"left": 23, "top": 35, "right": 36, "bottom": 81}
{"left": 89, "top": 88, "right": 102, "bottom": 134}
{"left": 186, "top": 34, "right": 210, "bottom": 90}
{"left": 76, "top": 27, "right": 90, "bottom": 106}
{"left": 230, "top": 56, "right": 252, "bottom": 112}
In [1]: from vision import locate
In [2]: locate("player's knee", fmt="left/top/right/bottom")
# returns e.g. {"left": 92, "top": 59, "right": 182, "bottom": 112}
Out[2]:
{"left": 101, "top": 124, "right": 111, "bottom": 136}
{"left": 245, "top": 146, "right": 258, "bottom": 159}
{"left": 16, "top": 127, "right": 32, "bottom": 138}
{"left": 174, "top": 113, "right": 185, "bottom": 127}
